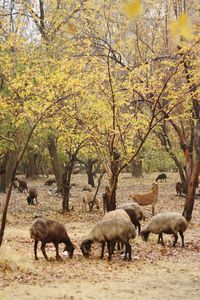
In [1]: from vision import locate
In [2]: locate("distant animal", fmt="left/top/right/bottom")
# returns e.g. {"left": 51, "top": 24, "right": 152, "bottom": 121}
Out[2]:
{"left": 102, "top": 186, "right": 110, "bottom": 213}
{"left": 30, "top": 218, "right": 75, "bottom": 261}
{"left": 129, "top": 183, "right": 159, "bottom": 215}
{"left": 17, "top": 179, "right": 28, "bottom": 193}
{"left": 81, "top": 191, "right": 100, "bottom": 211}
{"left": 44, "top": 178, "right": 56, "bottom": 186}
{"left": 27, "top": 188, "right": 38, "bottom": 205}
{"left": 141, "top": 212, "right": 188, "bottom": 247}
{"left": 82, "top": 184, "right": 93, "bottom": 192}
{"left": 156, "top": 173, "right": 167, "bottom": 182}
{"left": 176, "top": 182, "right": 183, "bottom": 196}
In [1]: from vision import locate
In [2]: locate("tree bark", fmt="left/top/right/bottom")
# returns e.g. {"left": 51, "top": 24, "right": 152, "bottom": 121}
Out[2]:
{"left": 0, "top": 154, "right": 8, "bottom": 193}
{"left": 183, "top": 160, "right": 200, "bottom": 221}
{"left": 62, "top": 160, "right": 74, "bottom": 212}
{"left": 26, "top": 148, "right": 37, "bottom": 178}
{"left": 5, "top": 151, "right": 18, "bottom": 187}
{"left": 47, "top": 136, "right": 63, "bottom": 192}
{"left": 108, "top": 159, "right": 119, "bottom": 211}
{"left": 131, "top": 159, "right": 143, "bottom": 177}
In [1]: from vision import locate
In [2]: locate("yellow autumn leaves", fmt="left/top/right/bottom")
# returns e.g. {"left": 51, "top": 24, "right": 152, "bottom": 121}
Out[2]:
{"left": 170, "top": 13, "right": 193, "bottom": 41}
{"left": 124, "top": 1, "right": 193, "bottom": 41}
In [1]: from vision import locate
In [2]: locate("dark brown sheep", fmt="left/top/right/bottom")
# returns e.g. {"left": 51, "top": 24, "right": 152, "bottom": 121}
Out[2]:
{"left": 156, "top": 173, "right": 167, "bottom": 182}
{"left": 17, "top": 179, "right": 28, "bottom": 193}
{"left": 176, "top": 182, "right": 183, "bottom": 196}
{"left": 30, "top": 218, "right": 75, "bottom": 261}
{"left": 27, "top": 188, "right": 38, "bottom": 205}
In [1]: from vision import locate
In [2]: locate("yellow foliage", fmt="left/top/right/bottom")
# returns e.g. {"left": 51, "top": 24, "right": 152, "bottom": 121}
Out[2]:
{"left": 170, "top": 13, "right": 193, "bottom": 41}
{"left": 124, "top": 0, "right": 142, "bottom": 18}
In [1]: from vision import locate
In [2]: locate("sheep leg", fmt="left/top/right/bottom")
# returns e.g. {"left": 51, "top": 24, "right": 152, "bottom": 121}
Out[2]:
{"left": 179, "top": 232, "right": 185, "bottom": 247}
{"left": 158, "top": 233, "right": 164, "bottom": 245}
{"left": 124, "top": 242, "right": 132, "bottom": 261}
{"left": 152, "top": 204, "right": 155, "bottom": 216}
{"left": 54, "top": 243, "right": 62, "bottom": 261}
{"left": 137, "top": 222, "right": 141, "bottom": 234}
{"left": 107, "top": 240, "right": 112, "bottom": 261}
{"left": 34, "top": 240, "right": 39, "bottom": 260}
{"left": 100, "top": 241, "right": 105, "bottom": 259}
{"left": 41, "top": 241, "right": 49, "bottom": 261}
{"left": 173, "top": 233, "right": 178, "bottom": 247}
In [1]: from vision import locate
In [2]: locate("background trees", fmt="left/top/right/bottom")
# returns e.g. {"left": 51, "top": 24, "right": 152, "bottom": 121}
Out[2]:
{"left": 0, "top": 0, "right": 200, "bottom": 244}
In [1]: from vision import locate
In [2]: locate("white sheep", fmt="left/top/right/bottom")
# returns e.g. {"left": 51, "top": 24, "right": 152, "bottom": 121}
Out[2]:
{"left": 129, "top": 183, "right": 158, "bottom": 215}
{"left": 82, "top": 184, "right": 93, "bottom": 192}
{"left": 140, "top": 212, "right": 188, "bottom": 247}
{"left": 81, "top": 190, "right": 100, "bottom": 211}
{"left": 80, "top": 210, "right": 136, "bottom": 261}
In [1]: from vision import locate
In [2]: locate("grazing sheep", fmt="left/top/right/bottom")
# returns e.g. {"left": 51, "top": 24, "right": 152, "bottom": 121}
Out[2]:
{"left": 80, "top": 217, "right": 136, "bottom": 261}
{"left": 27, "top": 188, "right": 38, "bottom": 205}
{"left": 103, "top": 209, "right": 131, "bottom": 222}
{"left": 17, "top": 179, "right": 28, "bottom": 193}
{"left": 123, "top": 208, "right": 142, "bottom": 234}
{"left": 156, "top": 173, "right": 167, "bottom": 182}
{"left": 129, "top": 183, "right": 158, "bottom": 215}
{"left": 117, "top": 202, "right": 145, "bottom": 221}
{"left": 176, "top": 182, "right": 183, "bottom": 196}
{"left": 81, "top": 190, "right": 100, "bottom": 211}
{"left": 30, "top": 218, "right": 75, "bottom": 261}
{"left": 44, "top": 178, "right": 56, "bottom": 186}
{"left": 82, "top": 184, "right": 93, "bottom": 192}
{"left": 140, "top": 212, "right": 188, "bottom": 247}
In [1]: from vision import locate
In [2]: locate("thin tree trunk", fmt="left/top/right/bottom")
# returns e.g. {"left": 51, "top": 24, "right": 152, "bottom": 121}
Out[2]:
{"left": 0, "top": 154, "right": 7, "bottom": 193}
{"left": 183, "top": 160, "right": 200, "bottom": 221}
{"left": 5, "top": 151, "right": 17, "bottom": 187}
{"left": 47, "top": 136, "right": 63, "bottom": 192}
{"left": 27, "top": 148, "right": 37, "bottom": 178}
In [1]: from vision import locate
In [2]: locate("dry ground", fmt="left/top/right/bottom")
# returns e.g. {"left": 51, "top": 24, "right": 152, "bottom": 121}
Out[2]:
{"left": 0, "top": 172, "right": 200, "bottom": 300}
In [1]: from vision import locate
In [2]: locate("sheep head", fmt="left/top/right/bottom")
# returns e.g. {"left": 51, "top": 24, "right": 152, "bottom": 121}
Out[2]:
{"left": 64, "top": 241, "right": 75, "bottom": 259}
{"left": 80, "top": 239, "right": 93, "bottom": 258}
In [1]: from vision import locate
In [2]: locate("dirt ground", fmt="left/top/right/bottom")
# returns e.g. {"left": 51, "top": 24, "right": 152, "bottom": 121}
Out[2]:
{"left": 0, "top": 172, "right": 200, "bottom": 300}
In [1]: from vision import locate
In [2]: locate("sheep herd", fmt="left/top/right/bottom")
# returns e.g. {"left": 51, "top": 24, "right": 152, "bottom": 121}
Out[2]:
{"left": 29, "top": 176, "right": 189, "bottom": 262}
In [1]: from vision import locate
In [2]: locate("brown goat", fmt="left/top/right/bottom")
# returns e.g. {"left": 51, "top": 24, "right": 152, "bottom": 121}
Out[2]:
{"left": 129, "top": 183, "right": 158, "bottom": 215}
{"left": 30, "top": 218, "right": 75, "bottom": 261}
{"left": 17, "top": 179, "right": 28, "bottom": 193}
{"left": 176, "top": 182, "right": 183, "bottom": 196}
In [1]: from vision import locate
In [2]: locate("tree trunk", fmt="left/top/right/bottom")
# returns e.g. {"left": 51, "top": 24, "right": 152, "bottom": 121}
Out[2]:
{"left": 182, "top": 118, "right": 200, "bottom": 221}
{"left": 5, "top": 151, "right": 18, "bottom": 187}
{"left": 47, "top": 136, "right": 63, "bottom": 192}
{"left": 26, "top": 148, "right": 37, "bottom": 178}
{"left": 183, "top": 160, "right": 200, "bottom": 221}
{"left": 131, "top": 159, "right": 143, "bottom": 177}
{"left": 86, "top": 159, "right": 97, "bottom": 187}
{"left": 0, "top": 154, "right": 8, "bottom": 193}
{"left": 108, "top": 159, "right": 118, "bottom": 211}
{"left": 62, "top": 155, "right": 76, "bottom": 212}
{"left": 169, "top": 152, "right": 187, "bottom": 193}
